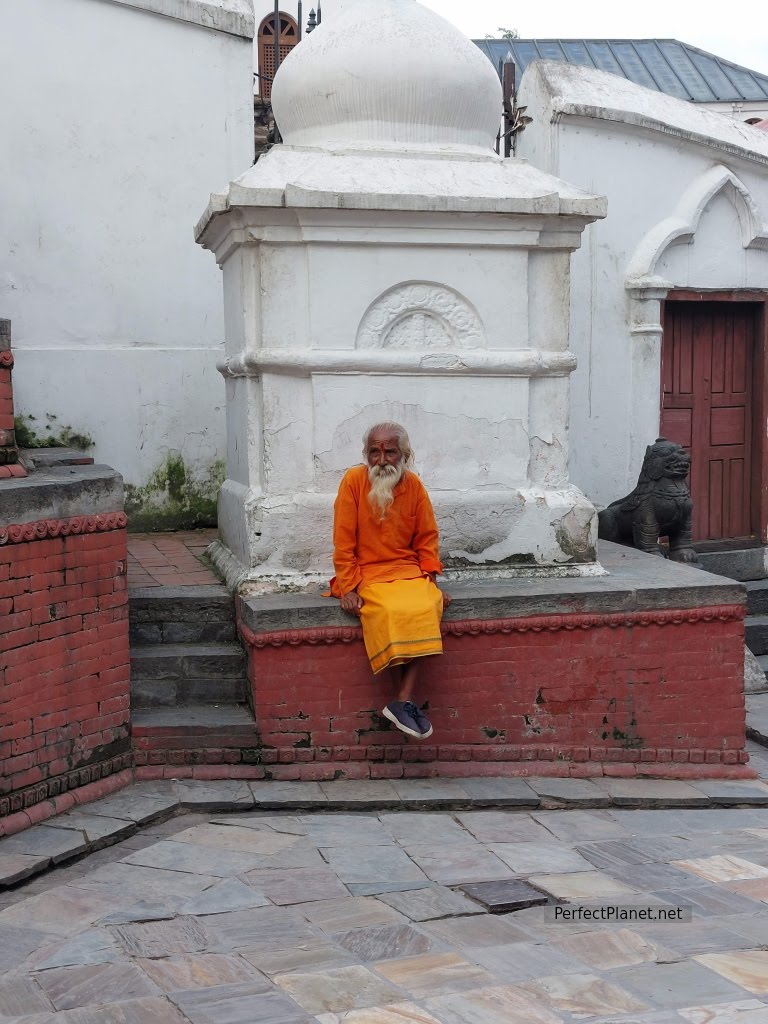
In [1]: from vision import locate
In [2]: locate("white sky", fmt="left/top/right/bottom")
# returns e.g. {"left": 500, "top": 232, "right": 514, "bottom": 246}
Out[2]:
{"left": 306, "top": 1, "right": 768, "bottom": 76}
{"left": 418, "top": 0, "right": 768, "bottom": 75}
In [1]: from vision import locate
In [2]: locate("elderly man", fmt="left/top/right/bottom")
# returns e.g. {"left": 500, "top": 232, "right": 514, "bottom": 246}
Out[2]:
{"left": 328, "top": 422, "right": 451, "bottom": 739}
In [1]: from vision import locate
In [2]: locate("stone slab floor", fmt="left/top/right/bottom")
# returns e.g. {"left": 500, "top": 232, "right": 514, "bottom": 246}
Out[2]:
{"left": 4, "top": 756, "right": 768, "bottom": 1022}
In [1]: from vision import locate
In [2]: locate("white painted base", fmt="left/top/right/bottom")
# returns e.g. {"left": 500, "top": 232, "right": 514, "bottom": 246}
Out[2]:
{"left": 215, "top": 477, "right": 599, "bottom": 591}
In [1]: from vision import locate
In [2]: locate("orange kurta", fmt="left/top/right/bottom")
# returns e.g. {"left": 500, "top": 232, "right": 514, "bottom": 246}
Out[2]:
{"left": 329, "top": 465, "right": 443, "bottom": 596}
{"left": 329, "top": 465, "right": 445, "bottom": 673}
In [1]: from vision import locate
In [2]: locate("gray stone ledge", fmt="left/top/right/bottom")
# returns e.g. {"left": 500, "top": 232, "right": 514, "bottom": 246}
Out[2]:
{"left": 4, "top": 775, "right": 768, "bottom": 889}
{"left": 0, "top": 464, "right": 124, "bottom": 526}
{"left": 102, "top": 0, "right": 254, "bottom": 39}
{"left": 238, "top": 542, "right": 745, "bottom": 634}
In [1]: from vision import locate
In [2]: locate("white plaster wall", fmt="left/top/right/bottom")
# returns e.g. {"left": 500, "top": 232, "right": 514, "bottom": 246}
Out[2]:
{"left": 517, "top": 66, "right": 768, "bottom": 509}
{"left": 0, "top": 0, "right": 254, "bottom": 487}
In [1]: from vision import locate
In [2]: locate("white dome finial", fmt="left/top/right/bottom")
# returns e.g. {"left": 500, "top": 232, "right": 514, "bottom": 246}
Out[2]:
{"left": 272, "top": 0, "right": 502, "bottom": 154}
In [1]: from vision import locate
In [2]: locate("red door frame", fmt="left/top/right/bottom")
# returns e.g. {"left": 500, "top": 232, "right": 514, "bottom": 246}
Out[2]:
{"left": 661, "top": 290, "right": 768, "bottom": 544}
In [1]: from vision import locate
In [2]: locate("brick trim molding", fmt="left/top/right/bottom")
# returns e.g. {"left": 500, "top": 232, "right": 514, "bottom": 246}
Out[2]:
{"left": 0, "top": 511, "right": 128, "bottom": 545}
{"left": 0, "top": 350, "right": 13, "bottom": 368}
{"left": 239, "top": 604, "right": 746, "bottom": 649}
{"left": 0, "top": 753, "right": 133, "bottom": 819}
{"left": 134, "top": 743, "right": 750, "bottom": 769}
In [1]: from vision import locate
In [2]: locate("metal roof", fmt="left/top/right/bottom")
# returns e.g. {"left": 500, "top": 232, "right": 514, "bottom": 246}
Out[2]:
{"left": 473, "top": 39, "right": 768, "bottom": 104}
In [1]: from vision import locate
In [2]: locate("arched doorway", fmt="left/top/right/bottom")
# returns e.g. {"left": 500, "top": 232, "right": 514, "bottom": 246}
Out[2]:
{"left": 258, "top": 12, "right": 299, "bottom": 100}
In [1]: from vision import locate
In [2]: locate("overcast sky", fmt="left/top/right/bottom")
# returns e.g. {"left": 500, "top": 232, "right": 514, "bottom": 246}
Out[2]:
{"left": 306, "top": 1, "right": 768, "bottom": 76}
{"left": 416, "top": 0, "right": 768, "bottom": 75}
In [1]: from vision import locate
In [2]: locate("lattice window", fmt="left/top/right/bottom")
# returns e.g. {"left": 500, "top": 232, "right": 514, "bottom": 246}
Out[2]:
{"left": 258, "top": 13, "right": 298, "bottom": 100}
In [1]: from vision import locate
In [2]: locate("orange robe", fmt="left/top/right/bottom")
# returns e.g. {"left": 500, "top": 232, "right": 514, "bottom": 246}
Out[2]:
{"left": 329, "top": 465, "right": 444, "bottom": 674}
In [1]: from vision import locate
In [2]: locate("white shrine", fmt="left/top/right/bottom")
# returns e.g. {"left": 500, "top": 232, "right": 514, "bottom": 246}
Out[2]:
{"left": 196, "top": 0, "right": 607, "bottom": 587}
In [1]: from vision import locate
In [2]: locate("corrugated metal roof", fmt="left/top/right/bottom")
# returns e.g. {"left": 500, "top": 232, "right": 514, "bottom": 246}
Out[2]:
{"left": 473, "top": 39, "right": 768, "bottom": 104}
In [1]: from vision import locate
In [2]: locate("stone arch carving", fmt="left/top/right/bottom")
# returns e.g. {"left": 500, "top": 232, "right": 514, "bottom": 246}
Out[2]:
{"left": 622, "top": 165, "right": 768, "bottom": 486}
{"left": 626, "top": 164, "right": 768, "bottom": 285}
{"left": 355, "top": 282, "right": 486, "bottom": 350}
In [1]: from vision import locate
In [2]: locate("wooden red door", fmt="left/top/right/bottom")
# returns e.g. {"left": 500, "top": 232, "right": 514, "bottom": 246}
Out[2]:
{"left": 661, "top": 301, "right": 755, "bottom": 541}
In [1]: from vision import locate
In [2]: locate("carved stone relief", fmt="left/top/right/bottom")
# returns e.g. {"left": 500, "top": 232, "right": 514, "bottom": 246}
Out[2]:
{"left": 356, "top": 282, "right": 486, "bottom": 349}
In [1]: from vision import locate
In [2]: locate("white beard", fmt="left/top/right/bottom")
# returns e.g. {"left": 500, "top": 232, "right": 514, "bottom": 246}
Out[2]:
{"left": 368, "top": 462, "right": 404, "bottom": 520}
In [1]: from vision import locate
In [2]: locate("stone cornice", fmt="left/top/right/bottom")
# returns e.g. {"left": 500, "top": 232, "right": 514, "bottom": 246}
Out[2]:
{"left": 239, "top": 604, "right": 746, "bottom": 648}
{"left": 103, "top": 0, "right": 254, "bottom": 39}
{"left": 0, "top": 512, "right": 128, "bottom": 545}
{"left": 218, "top": 348, "right": 579, "bottom": 379}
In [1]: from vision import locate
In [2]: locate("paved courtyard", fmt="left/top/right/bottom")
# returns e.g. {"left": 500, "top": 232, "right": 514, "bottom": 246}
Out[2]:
{"left": 3, "top": 754, "right": 768, "bottom": 1022}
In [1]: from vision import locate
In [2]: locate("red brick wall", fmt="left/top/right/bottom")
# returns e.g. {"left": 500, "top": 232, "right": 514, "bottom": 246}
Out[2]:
{"left": 239, "top": 606, "right": 750, "bottom": 780}
{"left": 0, "top": 329, "right": 27, "bottom": 477}
{"left": 0, "top": 516, "right": 132, "bottom": 816}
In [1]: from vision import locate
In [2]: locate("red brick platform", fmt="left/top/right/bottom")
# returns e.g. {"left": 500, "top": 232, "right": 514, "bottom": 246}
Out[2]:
{"left": 236, "top": 544, "right": 753, "bottom": 782}
{"left": 1, "top": 498, "right": 132, "bottom": 817}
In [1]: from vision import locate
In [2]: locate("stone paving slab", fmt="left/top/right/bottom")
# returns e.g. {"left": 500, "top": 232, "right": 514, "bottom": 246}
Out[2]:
{"left": 527, "top": 777, "right": 613, "bottom": 807}
{"left": 274, "top": 965, "right": 403, "bottom": 1014}
{"left": 35, "top": 961, "right": 162, "bottom": 1010}
{"left": 593, "top": 779, "right": 713, "bottom": 808}
{"left": 5, "top": 797, "right": 768, "bottom": 1023}
{"left": 457, "top": 879, "right": 551, "bottom": 913}
{"left": 0, "top": 923, "right": 61, "bottom": 973}
{"left": 252, "top": 781, "right": 329, "bottom": 808}
{"left": 0, "top": 852, "right": 50, "bottom": 886}
{"left": 175, "top": 781, "right": 255, "bottom": 812}
{"left": 378, "top": 886, "right": 484, "bottom": 921}
{"left": 82, "top": 789, "right": 181, "bottom": 825}
{"left": 28, "top": 928, "right": 123, "bottom": 970}
{"left": 44, "top": 813, "right": 138, "bottom": 847}
{"left": 169, "top": 980, "right": 309, "bottom": 1024}
{"left": 121, "top": 839, "right": 266, "bottom": 877}
{"left": 0, "top": 824, "right": 89, "bottom": 864}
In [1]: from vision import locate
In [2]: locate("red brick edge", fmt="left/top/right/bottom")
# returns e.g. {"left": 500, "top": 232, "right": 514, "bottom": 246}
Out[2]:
{"left": 0, "top": 511, "right": 128, "bottom": 545}
{"left": 0, "top": 767, "right": 134, "bottom": 837}
{"left": 0, "top": 753, "right": 134, "bottom": 821}
{"left": 239, "top": 604, "right": 746, "bottom": 649}
{"left": 0, "top": 351, "right": 13, "bottom": 369}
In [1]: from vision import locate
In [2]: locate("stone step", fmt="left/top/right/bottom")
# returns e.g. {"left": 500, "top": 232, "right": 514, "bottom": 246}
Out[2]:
{"left": 129, "top": 586, "right": 235, "bottom": 625}
{"left": 746, "top": 580, "right": 768, "bottom": 616}
{"left": 746, "top": 616, "right": 768, "bottom": 657}
{"left": 132, "top": 676, "right": 247, "bottom": 707}
{"left": 132, "top": 704, "right": 259, "bottom": 752}
{"left": 697, "top": 547, "right": 768, "bottom": 582}
{"left": 129, "top": 619, "right": 237, "bottom": 645}
{"left": 130, "top": 643, "right": 247, "bottom": 707}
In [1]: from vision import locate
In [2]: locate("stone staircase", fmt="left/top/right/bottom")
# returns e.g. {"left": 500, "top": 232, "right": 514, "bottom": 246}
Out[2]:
{"left": 129, "top": 586, "right": 260, "bottom": 768}
{"left": 745, "top": 580, "right": 768, "bottom": 682}
{"left": 696, "top": 547, "right": 768, "bottom": 688}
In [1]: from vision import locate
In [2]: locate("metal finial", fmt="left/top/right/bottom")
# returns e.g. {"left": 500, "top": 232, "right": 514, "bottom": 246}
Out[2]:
{"left": 316, "top": 1, "right": 322, "bottom": 23}
{"left": 306, "top": 7, "right": 316, "bottom": 32}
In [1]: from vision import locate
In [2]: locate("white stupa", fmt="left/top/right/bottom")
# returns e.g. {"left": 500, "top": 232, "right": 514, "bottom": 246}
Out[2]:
{"left": 196, "top": 0, "right": 607, "bottom": 587}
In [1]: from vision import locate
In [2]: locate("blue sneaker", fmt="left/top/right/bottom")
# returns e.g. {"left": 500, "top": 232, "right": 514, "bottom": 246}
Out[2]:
{"left": 411, "top": 704, "right": 433, "bottom": 739}
{"left": 382, "top": 701, "right": 422, "bottom": 739}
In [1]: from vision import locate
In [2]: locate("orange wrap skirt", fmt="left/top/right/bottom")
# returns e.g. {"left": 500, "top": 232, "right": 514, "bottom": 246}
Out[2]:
{"left": 358, "top": 577, "right": 444, "bottom": 675}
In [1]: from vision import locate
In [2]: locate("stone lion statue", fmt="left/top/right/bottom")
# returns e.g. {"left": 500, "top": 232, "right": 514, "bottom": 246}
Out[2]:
{"left": 598, "top": 438, "right": 699, "bottom": 564}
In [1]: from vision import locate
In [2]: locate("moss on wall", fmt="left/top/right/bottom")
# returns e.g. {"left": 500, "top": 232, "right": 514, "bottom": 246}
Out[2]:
{"left": 15, "top": 414, "right": 94, "bottom": 450}
{"left": 124, "top": 453, "right": 225, "bottom": 532}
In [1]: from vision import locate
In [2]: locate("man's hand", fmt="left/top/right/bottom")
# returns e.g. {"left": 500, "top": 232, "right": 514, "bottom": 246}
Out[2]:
{"left": 426, "top": 573, "right": 452, "bottom": 612}
{"left": 340, "top": 590, "right": 363, "bottom": 616}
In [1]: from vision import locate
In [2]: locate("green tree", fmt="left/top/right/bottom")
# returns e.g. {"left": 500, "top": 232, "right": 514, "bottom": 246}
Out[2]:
{"left": 485, "top": 27, "right": 519, "bottom": 40}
